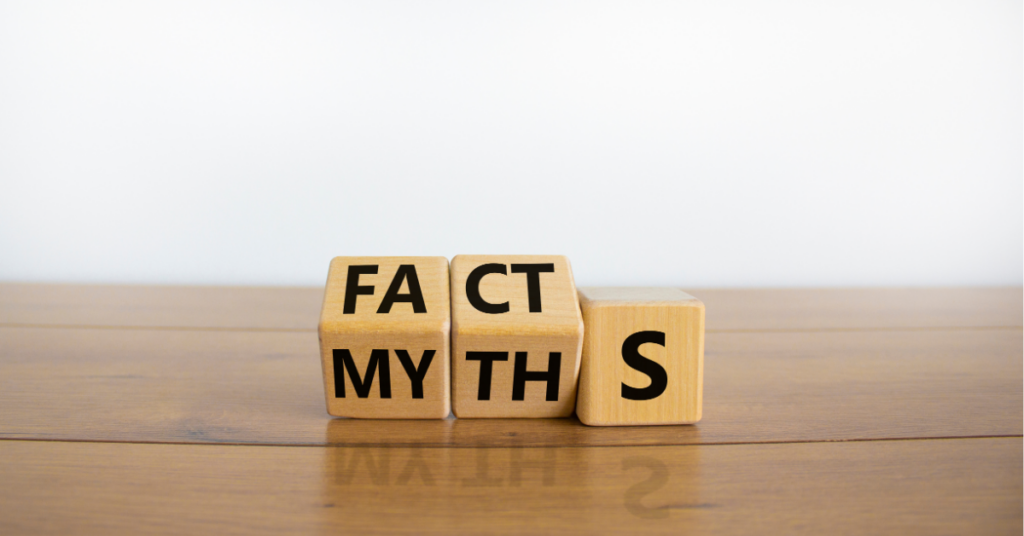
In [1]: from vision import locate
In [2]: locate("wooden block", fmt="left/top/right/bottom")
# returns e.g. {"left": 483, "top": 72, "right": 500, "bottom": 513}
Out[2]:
{"left": 450, "top": 255, "right": 584, "bottom": 418}
{"left": 576, "top": 287, "right": 704, "bottom": 426}
{"left": 318, "top": 257, "right": 450, "bottom": 418}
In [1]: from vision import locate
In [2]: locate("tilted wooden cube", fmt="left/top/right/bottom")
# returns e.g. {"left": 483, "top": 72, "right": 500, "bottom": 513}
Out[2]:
{"left": 576, "top": 287, "right": 704, "bottom": 426}
{"left": 318, "top": 256, "right": 450, "bottom": 418}
{"left": 450, "top": 255, "right": 584, "bottom": 418}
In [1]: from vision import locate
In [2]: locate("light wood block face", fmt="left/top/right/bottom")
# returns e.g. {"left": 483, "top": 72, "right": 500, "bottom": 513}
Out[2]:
{"left": 318, "top": 257, "right": 450, "bottom": 419}
{"left": 450, "top": 255, "right": 584, "bottom": 418}
{"left": 576, "top": 287, "right": 704, "bottom": 426}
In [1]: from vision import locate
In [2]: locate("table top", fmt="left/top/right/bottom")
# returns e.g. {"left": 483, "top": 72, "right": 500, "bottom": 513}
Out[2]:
{"left": 0, "top": 284, "right": 1020, "bottom": 534}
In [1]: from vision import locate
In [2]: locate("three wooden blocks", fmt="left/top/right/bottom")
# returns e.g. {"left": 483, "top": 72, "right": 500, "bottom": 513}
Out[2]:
{"left": 318, "top": 256, "right": 704, "bottom": 426}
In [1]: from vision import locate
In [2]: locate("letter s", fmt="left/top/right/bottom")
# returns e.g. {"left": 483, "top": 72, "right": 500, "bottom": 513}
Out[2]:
{"left": 620, "top": 331, "right": 668, "bottom": 401}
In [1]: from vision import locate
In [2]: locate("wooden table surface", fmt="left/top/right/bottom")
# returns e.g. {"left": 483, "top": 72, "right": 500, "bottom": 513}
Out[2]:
{"left": 0, "top": 284, "right": 1020, "bottom": 534}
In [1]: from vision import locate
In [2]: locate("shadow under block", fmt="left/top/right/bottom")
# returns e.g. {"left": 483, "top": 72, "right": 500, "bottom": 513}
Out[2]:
{"left": 450, "top": 255, "right": 584, "bottom": 418}
{"left": 576, "top": 287, "right": 704, "bottom": 426}
{"left": 318, "top": 257, "right": 450, "bottom": 419}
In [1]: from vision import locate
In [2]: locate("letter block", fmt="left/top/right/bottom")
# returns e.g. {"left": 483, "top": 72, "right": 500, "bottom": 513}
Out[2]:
{"left": 576, "top": 287, "right": 704, "bottom": 426}
{"left": 318, "top": 257, "right": 450, "bottom": 418}
{"left": 451, "top": 255, "right": 584, "bottom": 418}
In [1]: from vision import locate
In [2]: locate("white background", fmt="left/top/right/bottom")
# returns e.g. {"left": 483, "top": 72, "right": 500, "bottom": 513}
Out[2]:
{"left": 1, "top": 1, "right": 1020, "bottom": 287}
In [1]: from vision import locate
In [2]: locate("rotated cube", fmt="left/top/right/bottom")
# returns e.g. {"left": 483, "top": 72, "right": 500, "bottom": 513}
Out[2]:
{"left": 576, "top": 287, "right": 704, "bottom": 426}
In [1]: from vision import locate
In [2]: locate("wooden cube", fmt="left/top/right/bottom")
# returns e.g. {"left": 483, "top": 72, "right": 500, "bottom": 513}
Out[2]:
{"left": 318, "top": 256, "right": 450, "bottom": 419}
{"left": 450, "top": 255, "right": 584, "bottom": 418}
{"left": 576, "top": 287, "right": 704, "bottom": 426}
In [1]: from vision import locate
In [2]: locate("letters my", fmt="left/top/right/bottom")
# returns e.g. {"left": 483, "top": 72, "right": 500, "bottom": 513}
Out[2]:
{"left": 333, "top": 349, "right": 436, "bottom": 398}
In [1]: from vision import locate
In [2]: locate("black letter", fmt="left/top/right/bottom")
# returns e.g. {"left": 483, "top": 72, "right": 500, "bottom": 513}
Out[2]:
{"left": 343, "top": 265, "right": 378, "bottom": 314}
{"left": 394, "top": 349, "right": 435, "bottom": 399}
{"left": 466, "top": 264, "right": 509, "bottom": 314}
{"left": 333, "top": 348, "right": 392, "bottom": 398}
{"left": 377, "top": 265, "right": 427, "bottom": 314}
{"left": 466, "top": 351, "right": 509, "bottom": 400}
{"left": 512, "top": 351, "right": 561, "bottom": 401}
{"left": 621, "top": 331, "right": 668, "bottom": 401}
{"left": 510, "top": 263, "right": 555, "bottom": 312}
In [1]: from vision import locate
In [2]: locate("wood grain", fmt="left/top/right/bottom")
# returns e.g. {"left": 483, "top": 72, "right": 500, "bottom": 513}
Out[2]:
{"left": 1, "top": 286, "right": 1019, "bottom": 534}
{"left": 0, "top": 438, "right": 1018, "bottom": 535}
{"left": 0, "top": 282, "right": 324, "bottom": 330}
{"left": 692, "top": 287, "right": 1023, "bottom": 331}
{"left": 4, "top": 284, "right": 1018, "bottom": 331}
{"left": 1, "top": 326, "right": 1018, "bottom": 446}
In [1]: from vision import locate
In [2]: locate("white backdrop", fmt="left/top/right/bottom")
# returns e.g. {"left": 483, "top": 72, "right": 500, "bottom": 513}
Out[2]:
{"left": 1, "top": 1, "right": 1020, "bottom": 287}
